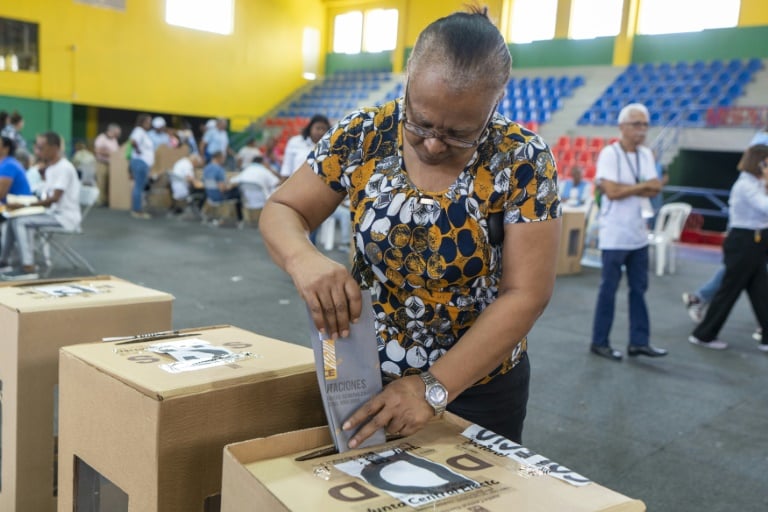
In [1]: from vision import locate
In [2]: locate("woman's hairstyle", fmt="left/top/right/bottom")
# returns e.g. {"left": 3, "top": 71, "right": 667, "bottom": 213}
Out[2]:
{"left": 407, "top": 5, "right": 511, "bottom": 92}
{"left": 1, "top": 135, "right": 16, "bottom": 157}
{"left": 737, "top": 144, "right": 768, "bottom": 175}
{"left": 9, "top": 111, "right": 23, "bottom": 125}
{"left": 302, "top": 114, "right": 330, "bottom": 139}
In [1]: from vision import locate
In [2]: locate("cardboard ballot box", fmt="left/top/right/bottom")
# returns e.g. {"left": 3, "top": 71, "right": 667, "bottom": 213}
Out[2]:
{"left": 557, "top": 208, "right": 587, "bottom": 276}
{"left": 58, "top": 325, "right": 326, "bottom": 512}
{"left": 0, "top": 276, "right": 174, "bottom": 512}
{"left": 221, "top": 413, "right": 645, "bottom": 512}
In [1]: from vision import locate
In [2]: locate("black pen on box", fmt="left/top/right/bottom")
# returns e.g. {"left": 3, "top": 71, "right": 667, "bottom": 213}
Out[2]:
{"left": 102, "top": 330, "right": 200, "bottom": 345}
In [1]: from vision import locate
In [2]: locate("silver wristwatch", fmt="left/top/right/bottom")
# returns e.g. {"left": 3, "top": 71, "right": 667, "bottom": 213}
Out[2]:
{"left": 419, "top": 371, "right": 448, "bottom": 416}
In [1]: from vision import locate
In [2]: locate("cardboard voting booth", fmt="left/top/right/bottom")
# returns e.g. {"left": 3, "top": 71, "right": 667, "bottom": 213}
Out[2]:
{"left": 109, "top": 145, "right": 188, "bottom": 212}
{"left": 221, "top": 413, "right": 645, "bottom": 512}
{"left": 0, "top": 276, "right": 174, "bottom": 512}
{"left": 557, "top": 208, "right": 587, "bottom": 276}
{"left": 58, "top": 325, "right": 326, "bottom": 512}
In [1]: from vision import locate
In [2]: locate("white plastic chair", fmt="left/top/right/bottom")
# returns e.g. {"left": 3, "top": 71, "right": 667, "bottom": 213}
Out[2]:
{"left": 36, "top": 184, "right": 100, "bottom": 276}
{"left": 648, "top": 202, "right": 692, "bottom": 276}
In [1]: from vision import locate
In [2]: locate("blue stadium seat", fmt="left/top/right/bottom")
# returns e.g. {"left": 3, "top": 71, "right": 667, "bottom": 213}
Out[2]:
{"left": 747, "top": 58, "right": 764, "bottom": 72}
{"left": 709, "top": 59, "right": 724, "bottom": 73}
{"left": 692, "top": 60, "right": 707, "bottom": 73}
{"left": 684, "top": 110, "right": 706, "bottom": 127}
{"left": 726, "top": 58, "right": 743, "bottom": 73}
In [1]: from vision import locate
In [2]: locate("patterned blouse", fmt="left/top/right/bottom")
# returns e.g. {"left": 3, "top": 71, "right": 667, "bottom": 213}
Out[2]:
{"left": 308, "top": 98, "right": 560, "bottom": 386}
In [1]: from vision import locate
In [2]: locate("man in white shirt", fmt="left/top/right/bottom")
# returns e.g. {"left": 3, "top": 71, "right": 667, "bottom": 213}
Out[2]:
{"left": 169, "top": 153, "right": 204, "bottom": 213}
{"left": 0, "top": 132, "right": 81, "bottom": 280}
{"left": 229, "top": 152, "right": 280, "bottom": 224}
{"left": 590, "top": 104, "right": 667, "bottom": 361}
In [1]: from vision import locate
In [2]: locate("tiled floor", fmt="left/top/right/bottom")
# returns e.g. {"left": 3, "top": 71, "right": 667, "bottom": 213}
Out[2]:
{"left": 45, "top": 208, "right": 768, "bottom": 512}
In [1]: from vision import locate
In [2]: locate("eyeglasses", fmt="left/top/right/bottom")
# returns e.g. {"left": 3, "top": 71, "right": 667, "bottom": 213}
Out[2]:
{"left": 402, "top": 81, "right": 496, "bottom": 149}
{"left": 623, "top": 121, "right": 650, "bottom": 129}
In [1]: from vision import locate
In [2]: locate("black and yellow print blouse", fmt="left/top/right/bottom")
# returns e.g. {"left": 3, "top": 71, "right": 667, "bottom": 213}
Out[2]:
{"left": 308, "top": 98, "right": 560, "bottom": 386}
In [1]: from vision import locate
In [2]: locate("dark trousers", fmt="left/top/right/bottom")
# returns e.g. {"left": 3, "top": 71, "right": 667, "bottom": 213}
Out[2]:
{"left": 592, "top": 247, "right": 651, "bottom": 347}
{"left": 693, "top": 228, "right": 768, "bottom": 341}
{"left": 447, "top": 352, "right": 530, "bottom": 444}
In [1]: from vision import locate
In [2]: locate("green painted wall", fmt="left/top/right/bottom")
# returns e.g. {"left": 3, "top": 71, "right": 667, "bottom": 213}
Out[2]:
{"left": 632, "top": 25, "right": 768, "bottom": 63}
{"left": 508, "top": 37, "right": 615, "bottom": 68}
{"left": 402, "top": 37, "right": 615, "bottom": 71}
{"left": 0, "top": 94, "right": 72, "bottom": 152}
{"left": 325, "top": 51, "right": 394, "bottom": 74}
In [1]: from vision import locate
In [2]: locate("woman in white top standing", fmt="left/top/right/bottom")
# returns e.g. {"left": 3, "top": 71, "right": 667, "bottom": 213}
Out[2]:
{"left": 279, "top": 115, "right": 330, "bottom": 179}
{"left": 690, "top": 144, "right": 768, "bottom": 352}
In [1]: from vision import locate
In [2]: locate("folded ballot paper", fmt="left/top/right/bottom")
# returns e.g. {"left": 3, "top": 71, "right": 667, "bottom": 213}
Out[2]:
{"left": 2, "top": 194, "right": 46, "bottom": 218}
{"left": 308, "top": 290, "right": 386, "bottom": 452}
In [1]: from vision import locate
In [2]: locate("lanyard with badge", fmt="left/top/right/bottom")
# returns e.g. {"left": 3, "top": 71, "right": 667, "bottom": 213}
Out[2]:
{"left": 612, "top": 143, "right": 655, "bottom": 219}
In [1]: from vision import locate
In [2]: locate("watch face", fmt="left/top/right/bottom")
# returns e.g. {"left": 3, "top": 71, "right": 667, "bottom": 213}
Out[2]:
{"left": 427, "top": 385, "right": 447, "bottom": 405}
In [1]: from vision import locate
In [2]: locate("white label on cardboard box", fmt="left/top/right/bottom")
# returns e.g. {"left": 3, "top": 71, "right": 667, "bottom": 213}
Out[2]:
{"left": 461, "top": 424, "right": 592, "bottom": 487}
{"left": 334, "top": 446, "right": 480, "bottom": 508}
{"left": 33, "top": 284, "right": 100, "bottom": 297}
{"left": 147, "top": 338, "right": 247, "bottom": 373}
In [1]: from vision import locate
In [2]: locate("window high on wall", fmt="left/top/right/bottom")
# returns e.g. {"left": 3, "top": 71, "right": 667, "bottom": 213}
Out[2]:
{"left": 507, "top": 0, "right": 557, "bottom": 43}
{"left": 364, "top": 9, "right": 398, "bottom": 52}
{"left": 638, "top": 0, "right": 740, "bottom": 34}
{"left": 333, "top": 9, "right": 398, "bottom": 54}
{"left": 569, "top": 0, "right": 622, "bottom": 39}
{"left": 165, "top": 0, "right": 234, "bottom": 35}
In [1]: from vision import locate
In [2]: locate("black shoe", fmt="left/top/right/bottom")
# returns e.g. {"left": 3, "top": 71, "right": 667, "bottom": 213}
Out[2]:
{"left": 590, "top": 345, "right": 622, "bottom": 361}
{"left": 627, "top": 345, "right": 668, "bottom": 357}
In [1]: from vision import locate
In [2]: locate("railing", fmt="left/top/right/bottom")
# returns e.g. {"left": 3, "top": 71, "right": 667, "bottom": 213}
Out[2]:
{"left": 662, "top": 185, "right": 729, "bottom": 219}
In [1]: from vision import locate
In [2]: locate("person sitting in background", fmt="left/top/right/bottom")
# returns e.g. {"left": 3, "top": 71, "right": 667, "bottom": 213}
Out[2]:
{"left": 203, "top": 151, "right": 241, "bottom": 221}
{"left": 0, "top": 137, "right": 32, "bottom": 270}
{"left": 0, "top": 137, "right": 32, "bottom": 202}
{"left": 170, "top": 153, "right": 204, "bottom": 213}
{"left": 71, "top": 140, "right": 97, "bottom": 185}
{"left": 0, "top": 132, "right": 81, "bottom": 281}
{"left": 559, "top": 166, "right": 590, "bottom": 207}
{"left": 229, "top": 151, "right": 281, "bottom": 224}
{"left": 236, "top": 138, "right": 263, "bottom": 170}
{"left": 0, "top": 137, "right": 32, "bottom": 262}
